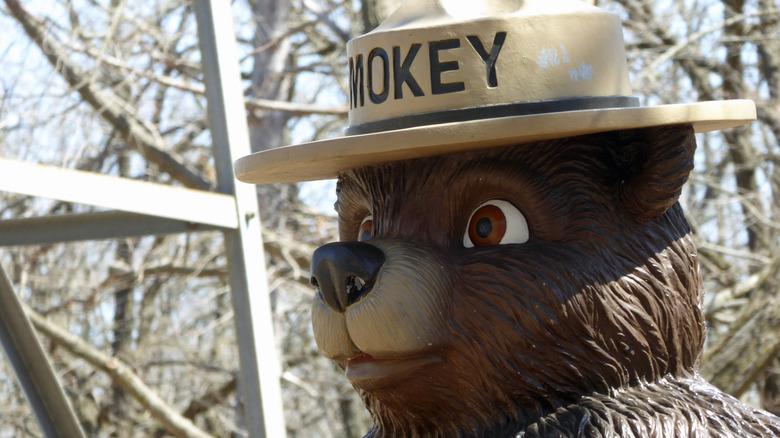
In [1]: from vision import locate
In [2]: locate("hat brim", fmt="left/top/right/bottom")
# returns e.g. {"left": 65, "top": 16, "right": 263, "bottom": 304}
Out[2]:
{"left": 235, "top": 100, "right": 755, "bottom": 184}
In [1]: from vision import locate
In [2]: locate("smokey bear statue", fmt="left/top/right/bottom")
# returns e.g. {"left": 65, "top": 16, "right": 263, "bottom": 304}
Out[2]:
{"left": 236, "top": 0, "right": 780, "bottom": 436}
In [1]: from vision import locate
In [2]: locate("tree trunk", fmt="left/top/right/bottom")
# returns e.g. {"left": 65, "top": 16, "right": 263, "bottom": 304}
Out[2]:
{"left": 110, "top": 153, "right": 135, "bottom": 426}
{"left": 360, "top": 0, "right": 403, "bottom": 32}
{"left": 248, "top": 0, "right": 301, "bottom": 229}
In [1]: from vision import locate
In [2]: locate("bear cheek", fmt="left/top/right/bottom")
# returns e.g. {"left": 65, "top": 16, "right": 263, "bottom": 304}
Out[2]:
{"left": 311, "top": 296, "right": 359, "bottom": 360}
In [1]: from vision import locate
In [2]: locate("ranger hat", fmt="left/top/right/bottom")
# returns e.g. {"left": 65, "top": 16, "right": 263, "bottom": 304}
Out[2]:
{"left": 235, "top": 0, "right": 755, "bottom": 184}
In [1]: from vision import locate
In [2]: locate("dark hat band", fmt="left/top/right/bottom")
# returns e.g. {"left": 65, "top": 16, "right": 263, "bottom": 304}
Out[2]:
{"left": 346, "top": 96, "right": 640, "bottom": 136}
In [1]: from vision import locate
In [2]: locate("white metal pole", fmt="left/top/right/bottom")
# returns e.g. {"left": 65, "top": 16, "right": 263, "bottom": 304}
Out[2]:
{"left": 194, "top": 1, "right": 287, "bottom": 437}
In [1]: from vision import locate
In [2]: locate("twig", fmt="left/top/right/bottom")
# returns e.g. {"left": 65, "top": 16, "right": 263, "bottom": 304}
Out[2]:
{"left": 3, "top": 0, "right": 211, "bottom": 190}
{"left": 24, "top": 305, "right": 215, "bottom": 438}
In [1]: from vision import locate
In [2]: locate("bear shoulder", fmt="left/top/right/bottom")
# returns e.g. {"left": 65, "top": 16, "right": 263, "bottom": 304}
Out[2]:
{"left": 521, "top": 376, "right": 780, "bottom": 438}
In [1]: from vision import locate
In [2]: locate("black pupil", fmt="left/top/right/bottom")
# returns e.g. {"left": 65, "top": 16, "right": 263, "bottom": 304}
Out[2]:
{"left": 476, "top": 217, "right": 493, "bottom": 238}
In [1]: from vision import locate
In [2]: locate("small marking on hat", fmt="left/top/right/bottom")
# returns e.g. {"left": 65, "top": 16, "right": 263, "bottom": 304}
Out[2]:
{"left": 538, "top": 45, "right": 573, "bottom": 71}
{"left": 561, "top": 44, "right": 571, "bottom": 63}
{"left": 569, "top": 62, "right": 593, "bottom": 81}
{"left": 537, "top": 47, "right": 560, "bottom": 70}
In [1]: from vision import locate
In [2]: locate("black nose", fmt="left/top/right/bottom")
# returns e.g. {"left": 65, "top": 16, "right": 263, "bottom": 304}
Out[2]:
{"left": 310, "top": 242, "right": 385, "bottom": 313}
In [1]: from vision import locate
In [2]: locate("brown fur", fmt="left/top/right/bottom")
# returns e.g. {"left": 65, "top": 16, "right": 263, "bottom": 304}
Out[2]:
{"left": 312, "top": 125, "right": 780, "bottom": 437}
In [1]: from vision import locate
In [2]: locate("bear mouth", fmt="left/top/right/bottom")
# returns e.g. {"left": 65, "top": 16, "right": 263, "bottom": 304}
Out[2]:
{"left": 345, "top": 352, "right": 444, "bottom": 389}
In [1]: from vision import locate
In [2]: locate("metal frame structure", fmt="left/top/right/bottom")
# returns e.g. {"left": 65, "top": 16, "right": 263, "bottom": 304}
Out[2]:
{"left": 0, "top": 264, "right": 85, "bottom": 437}
{"left": 0, "top": 1, "right": 285, "bottom": 437}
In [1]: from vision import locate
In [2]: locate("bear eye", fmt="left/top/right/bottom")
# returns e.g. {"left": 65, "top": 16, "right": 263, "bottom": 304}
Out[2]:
{"left": 463, "top": 200, "right": 529, "bottom": 248}
{"left": 358, "top": 215, "right": 373, "bottom": 242}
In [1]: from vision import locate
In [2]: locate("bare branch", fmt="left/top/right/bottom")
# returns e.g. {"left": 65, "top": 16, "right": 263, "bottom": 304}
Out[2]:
{"left": 182, "top": 377, "right": 237, "bottom": 421}
{"left": 701, "top": 290, "right": 780, "bottom": 397}
{"left": 24, "top": 306, "right": 215, "bottom": 438}
{"left": 3, "top": 0, "right": 211, "bottom": 190}
{"left": 63, "top": 40, "right": 347, "bottom": 117}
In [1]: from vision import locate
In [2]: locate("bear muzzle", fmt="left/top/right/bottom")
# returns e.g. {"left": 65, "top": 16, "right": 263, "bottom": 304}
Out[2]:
{"left": 310, "top": 240, "right": 454, "bottom": 371}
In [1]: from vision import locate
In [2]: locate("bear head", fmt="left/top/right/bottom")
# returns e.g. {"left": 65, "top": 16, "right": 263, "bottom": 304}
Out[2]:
{"left": 310, "top": 124, "right": 706, "bottom": 437}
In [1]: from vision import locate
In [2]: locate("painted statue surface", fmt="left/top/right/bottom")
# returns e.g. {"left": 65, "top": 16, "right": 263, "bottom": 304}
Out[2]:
{"left": 234, "top": 0, "right": 780, "bottom": 436}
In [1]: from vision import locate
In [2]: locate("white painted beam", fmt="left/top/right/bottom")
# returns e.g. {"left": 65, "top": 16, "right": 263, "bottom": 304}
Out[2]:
{"left": 0, "top": 211, "right": 224, "bottom": 247}
{"left": 0, "top": 158, "right": 238, "bottom": 229}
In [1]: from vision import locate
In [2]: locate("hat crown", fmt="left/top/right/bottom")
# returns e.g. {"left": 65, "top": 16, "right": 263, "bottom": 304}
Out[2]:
{"left": 377, "top": 0, "right": 527, "bottom": 28}
{"left": 233, "top": 0, "right": 755, "bottom": 185}
{"left": 377, "top": 0, "right": 594, "bottom": 29}
{"left": 346, "top": 0, "right": 634, "bottom": 134}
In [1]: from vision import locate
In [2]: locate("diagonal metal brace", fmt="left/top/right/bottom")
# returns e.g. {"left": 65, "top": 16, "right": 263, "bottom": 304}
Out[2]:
{"left": 0, "top": 264, "right": 86, "bottom": 437}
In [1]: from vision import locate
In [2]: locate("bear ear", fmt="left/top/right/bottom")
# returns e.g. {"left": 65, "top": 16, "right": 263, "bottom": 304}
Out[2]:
{"left": 611, "top": 125, "right": 696, "bottom": 222}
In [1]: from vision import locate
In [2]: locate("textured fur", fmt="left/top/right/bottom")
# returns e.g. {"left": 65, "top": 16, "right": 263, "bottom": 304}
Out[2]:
{"left": 311, "top": 125, "right": 780, "bottom": 437}
{"left": 521, "top": 377, "right": 780, "bottom": 437}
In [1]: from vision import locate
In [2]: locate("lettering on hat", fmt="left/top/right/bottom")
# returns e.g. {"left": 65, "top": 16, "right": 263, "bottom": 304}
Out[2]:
{"left": 394, "top": 44, "right": 425, "bottom": 99}
{"left": 349, "top": 32, "right": 507, "bottom": 110}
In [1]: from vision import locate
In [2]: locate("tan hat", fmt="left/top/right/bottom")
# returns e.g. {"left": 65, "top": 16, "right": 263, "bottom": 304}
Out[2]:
{"left": 235, "top": 0, "right": 755, "bottom": 184}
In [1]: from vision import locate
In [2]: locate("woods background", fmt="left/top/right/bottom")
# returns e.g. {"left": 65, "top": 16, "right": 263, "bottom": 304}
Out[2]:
{"left": 0, "top": 0, "right": 777, "bottom": 436}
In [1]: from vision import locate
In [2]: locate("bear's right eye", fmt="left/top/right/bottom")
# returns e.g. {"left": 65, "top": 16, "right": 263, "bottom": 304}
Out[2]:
{"left": 358, "top": 216, "right": 373, "bottom": 242}
{"left": 463, "top": 200, "right": 529, "bottom": 248}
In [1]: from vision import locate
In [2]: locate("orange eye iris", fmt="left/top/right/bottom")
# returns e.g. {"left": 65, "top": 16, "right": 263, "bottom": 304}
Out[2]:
{"left": 464, "top": 200, "right": 529, "bottom": 248}
{"left": 467, "top": 204, "right": 507, "bottom": 246}
{"left": 358, "top": 218, "right": 373, "bottom": 241}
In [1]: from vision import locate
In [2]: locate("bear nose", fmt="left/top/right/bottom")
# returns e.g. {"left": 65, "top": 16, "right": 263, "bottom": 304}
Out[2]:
{"left": 310, "top": 242, "right": 385, "bottom": 313}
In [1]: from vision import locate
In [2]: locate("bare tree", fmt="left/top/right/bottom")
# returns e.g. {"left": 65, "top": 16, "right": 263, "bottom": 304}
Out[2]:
{"left": 0, "top": 0, "right": 362, "bottom": 435}
{"left": 2, "top": 0, "right": 773, "bottom": 436}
